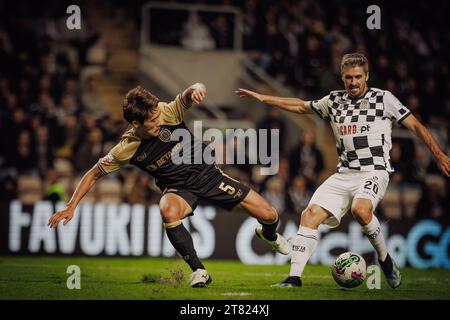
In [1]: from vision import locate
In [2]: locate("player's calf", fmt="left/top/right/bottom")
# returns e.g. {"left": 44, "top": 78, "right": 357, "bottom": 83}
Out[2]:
{"left": 257, "top": 209, "right": 279, "bottom": 242}
{"left": 164, "top": 221, "right": 206, "bottom": 272}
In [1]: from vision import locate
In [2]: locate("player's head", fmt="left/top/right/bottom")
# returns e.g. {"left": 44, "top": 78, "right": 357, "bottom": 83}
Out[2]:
{"left": 123, "top": 86, "right": 161, "bottom": 137}
{"left": 341, "top": 53, "right": 369, "bottom": 98}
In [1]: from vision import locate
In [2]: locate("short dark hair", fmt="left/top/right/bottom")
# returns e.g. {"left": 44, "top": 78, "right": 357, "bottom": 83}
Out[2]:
{"left": 341, "top": 53, "right": 369, "bottom": 73}
{"left": 122, "top": 86, "right": 159, "bottom": 124}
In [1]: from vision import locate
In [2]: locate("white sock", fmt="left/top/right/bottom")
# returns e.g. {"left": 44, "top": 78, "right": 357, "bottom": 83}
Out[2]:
{"left": 361, "top": 214, "right": 388, "bottom": 262}
{"left": 289, "top": 225, "right": 318, "bottom": 278}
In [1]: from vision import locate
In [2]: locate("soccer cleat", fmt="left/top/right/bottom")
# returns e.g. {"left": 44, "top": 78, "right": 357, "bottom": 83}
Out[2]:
{"left": 189, "top": 269, "right": 212, "bottom": 288}
{"left": 379, "top": 254, "right": 402, "bottom": 289}
{"left": 271, "top": 276, "right": 302, "bottom": 287}
{"left": 255, "top": 226, "right": 290, "bottom": 255}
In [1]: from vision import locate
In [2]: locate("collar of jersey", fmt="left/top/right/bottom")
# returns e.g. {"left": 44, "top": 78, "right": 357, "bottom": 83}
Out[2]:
{"left": 344, "top": 87, "right": 372, "bottom": 102}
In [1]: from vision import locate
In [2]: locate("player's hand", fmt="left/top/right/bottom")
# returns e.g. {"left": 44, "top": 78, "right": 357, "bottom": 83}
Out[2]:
{"left": 436, "top": 153, "right": 450, "bottom": 178}
{"left": 48, "top": 207, "right": 75, "bottom": 228}
{"left": 191, "top": 83, "right": 206, "bottom": 104}
{"left": 235, "top": 88, "right": 263, "bottom": 101}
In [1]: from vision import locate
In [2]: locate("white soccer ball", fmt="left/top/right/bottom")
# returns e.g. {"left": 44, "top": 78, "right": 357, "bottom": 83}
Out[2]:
{"left": 331, "top": 252, "right": 367, "bottom": 288}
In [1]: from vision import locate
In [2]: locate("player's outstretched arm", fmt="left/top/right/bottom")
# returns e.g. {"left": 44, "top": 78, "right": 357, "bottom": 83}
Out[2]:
{"left": 47, "top": 164, "right": 106, "bottom": 228}
{"left": 181, "top": 82, "right": 207, "bottom": 107}
{"left": 402, "top": 114, "right": 450, "bottom": 177}
{"left": 235, "top": 88, "right": 313, "bottom": 114}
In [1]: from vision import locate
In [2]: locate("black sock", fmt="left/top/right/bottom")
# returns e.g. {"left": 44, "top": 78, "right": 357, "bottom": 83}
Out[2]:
{"left": 258, "top": 216, "right": 279, "bottom": 241}
{"left": 165, "top": 223, "right": 205, "bottom": 271}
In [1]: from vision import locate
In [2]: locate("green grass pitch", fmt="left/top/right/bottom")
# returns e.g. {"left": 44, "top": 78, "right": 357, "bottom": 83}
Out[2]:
{"left": 1, "top": 256, "right": 449, "bottom": 300}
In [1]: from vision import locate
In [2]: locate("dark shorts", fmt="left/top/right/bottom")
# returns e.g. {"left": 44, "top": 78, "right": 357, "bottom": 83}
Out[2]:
{"left": 162, "top": 170, "right": 251, "bottom": 212}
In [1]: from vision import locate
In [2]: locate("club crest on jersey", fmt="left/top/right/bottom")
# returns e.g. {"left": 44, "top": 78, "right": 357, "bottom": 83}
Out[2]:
{"left": 360, "top": 99, "right": 369, "bottom": 109}
{"left": 136, "top": 152, "right": 147, "bottom": 161}
{"left": 158, "top": 128, "right": 172, "bottom": 142}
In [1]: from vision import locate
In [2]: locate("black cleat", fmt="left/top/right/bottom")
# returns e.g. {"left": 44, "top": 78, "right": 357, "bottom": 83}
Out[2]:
{"left": 379, "top": 254, "right": 402, "bottom": 289}
{"left": 271, "top": 276, "right": 302, "bottom": 287}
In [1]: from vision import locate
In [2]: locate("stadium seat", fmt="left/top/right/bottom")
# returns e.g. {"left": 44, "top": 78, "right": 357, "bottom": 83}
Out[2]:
{"left": 379, "top": 185, "right": 401, "bottom": 219}
{"left": 54, "top": 158, "right": 74, "bottom": 177}
{"left": 58, "top": 177, "right": 74, "bottom": 202}
{"left": 17, "top": 175, "right": 43, "bottom": 205}
{"left": 97, "top": 178, "right": 123, "bottom": 204}
{"left": 402, "top": 184, "right": 422, "bottom": 219}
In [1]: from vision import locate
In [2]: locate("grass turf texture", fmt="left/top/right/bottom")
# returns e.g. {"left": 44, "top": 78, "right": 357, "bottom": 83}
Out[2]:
{"left": 0, "top": 256, "right": 449, "bottom": 300}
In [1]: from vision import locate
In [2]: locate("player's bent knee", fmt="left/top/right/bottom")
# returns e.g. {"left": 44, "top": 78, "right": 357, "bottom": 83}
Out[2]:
{"left": 300, "top": 208, "right": 318, "bottom": 228}
{"left": 351, "top": 206, "right": 372, "bottom": 225}
{"left": 159, "top": 203, "right": 183, "bottom": 223}
{"left": 301, "top": 206, "right": 328, "bottom": 229}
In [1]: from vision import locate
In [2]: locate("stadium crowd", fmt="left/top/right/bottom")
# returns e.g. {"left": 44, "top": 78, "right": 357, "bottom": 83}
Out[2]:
{"left": 0, "top": 0, "right": 448, "bottom": 219}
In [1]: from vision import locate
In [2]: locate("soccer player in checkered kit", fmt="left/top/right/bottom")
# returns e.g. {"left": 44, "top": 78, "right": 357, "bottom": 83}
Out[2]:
{"left": 48, "top": 83, "right": 290, "bottom": 288}
{"left": 237, "top": 53, "right": 450, "bottom": 288}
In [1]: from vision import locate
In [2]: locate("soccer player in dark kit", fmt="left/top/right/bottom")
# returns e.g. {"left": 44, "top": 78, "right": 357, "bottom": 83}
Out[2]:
{"left": 48, "top": 83, "right": 289, "bottom": 287}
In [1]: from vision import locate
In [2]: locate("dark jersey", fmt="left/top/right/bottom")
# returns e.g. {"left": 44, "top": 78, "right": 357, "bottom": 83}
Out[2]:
{"left": 97, "top": 94, "right": 218, "bottom": 190}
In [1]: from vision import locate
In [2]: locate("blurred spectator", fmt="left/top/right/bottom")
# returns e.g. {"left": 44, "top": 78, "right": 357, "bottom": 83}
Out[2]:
{"left": 289, "top": 130, "right": 324, "bottom": 185}
{"left": 415, "top": 175, "right": 447, "bottom": 218}
{"left": 262, "top": 176, "right": 287, "bottom": 214}
{"left": 287, "top": 175, "right": 313, "bottom": 213}
{"left": 81, "top": 76, "right": 106, "bottom": 118}
{"left": 210, "top": 14, "right": 233, "bottom": 49}
{"left": 2, "top": 108, "right": 28, "bottom": 167}
{"left": 126, "top": 174, "right": 154, "bottom": 206}
{"left": 223, "top": 135, "right": 253, "bottom": 178}
{"left": 298, "top": 34, "right": 328, "bottom": 94}
{"left": 257, "top": 107, "right": 287, "bottom": 154}
{"left": 75, "top": 128, "right": 105, "bottom": 171}
{"left": 101, "top": 115, "right": 120, "bottom": 145}
{"left": 55, "top": 114, "right": 81, "bottom": 159}
{"left": 413, "top": 145, "right": 431, "bottom": 183}
{"left": 56, "top": 94, "right": 80, "bottom": 122}
{"left": 43, "top": 169, "right": 64, "bottom": 202}
{"left": 0, "top": 175, "right": 18, "bottom": 201}
{"left": 264, "top": 22, "right": 290, "bottom": 82}
{"left": 14, "top": 130, "right": 37, "bottom": 174}
{"left": 242, "top": 0, "right": 261, "bottom": 51}
{"left": 390, "top": 141, "right": 415, "bottom": 184}
{"left": 34, "top": 125, "right": 54, "bottom": 176}
{"left": 181, "top": 11, "right": 215, "bottom": 51}
{"left": 64, "top": 77, "right": 82, "bottom": 107}
{"left": 277, "top": 157, "right": 290, "bottom": 184}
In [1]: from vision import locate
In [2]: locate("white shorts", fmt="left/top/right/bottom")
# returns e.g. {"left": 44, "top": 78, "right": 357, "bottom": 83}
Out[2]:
{"left": 309, "top": 170, "right": 389, "bottom": 228}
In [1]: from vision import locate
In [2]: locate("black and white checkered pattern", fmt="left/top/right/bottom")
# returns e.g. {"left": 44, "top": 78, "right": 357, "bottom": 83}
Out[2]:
{"left": 328, "top": 90, "right": 385, "bottom": 124}
{"left": 311, "top": 88, "right": 411, "bottom": 173}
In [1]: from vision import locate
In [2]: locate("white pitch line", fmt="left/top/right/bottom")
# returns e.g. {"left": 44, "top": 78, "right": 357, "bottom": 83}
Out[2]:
{"left": 242, "top": 272, "right": 331, "bottom": 279}
{"left": 220, "top": 292, "right": 253, "bottom": 296}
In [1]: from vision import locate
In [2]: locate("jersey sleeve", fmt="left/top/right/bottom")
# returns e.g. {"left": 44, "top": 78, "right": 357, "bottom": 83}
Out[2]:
{"left": 160, "top": 94, "right": 190, "bottom": 125}
{"left": 384, "top": 91, "right": 411, "bottom": 123}
{"left": 311, "top": 95, "right": 330, "bottom": 119}
{"left": 97, "top": 138, "right": 140, "bottom": 174}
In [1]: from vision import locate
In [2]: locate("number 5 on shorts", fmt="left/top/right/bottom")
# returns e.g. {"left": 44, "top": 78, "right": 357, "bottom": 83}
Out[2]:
{"left": 219, "top": 182, "right": 236, "bottom": 195}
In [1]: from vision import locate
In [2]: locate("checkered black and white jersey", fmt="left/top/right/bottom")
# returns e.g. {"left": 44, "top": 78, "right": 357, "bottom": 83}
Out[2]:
{"left": 311, "top": 88, "right": 411, "bottom": 173}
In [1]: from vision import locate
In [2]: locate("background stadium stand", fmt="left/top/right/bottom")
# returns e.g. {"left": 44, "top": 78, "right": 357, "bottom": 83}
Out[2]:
{"left": 0, "top": 0, "right": 448, "bottom": 220}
